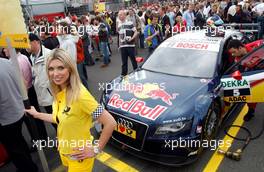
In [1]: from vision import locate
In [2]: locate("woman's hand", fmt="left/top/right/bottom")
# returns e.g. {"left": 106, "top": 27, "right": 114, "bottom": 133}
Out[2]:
{"left": 25, "top": 106, "right": 54, "bottom": 123}
{"left": 70, "top": 146, "right": 96, "bottom": 160}
{"left": 25, "top": 106, "right": 40, "bottom": 118}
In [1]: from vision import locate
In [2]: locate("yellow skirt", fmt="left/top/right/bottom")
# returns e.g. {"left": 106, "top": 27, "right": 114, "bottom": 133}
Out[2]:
{"left": 60, "top": 153, "right": 94, "bottom": 172}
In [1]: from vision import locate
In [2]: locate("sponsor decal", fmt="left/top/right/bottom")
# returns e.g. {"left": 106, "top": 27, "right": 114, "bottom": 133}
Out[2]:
{"left": 13, "top": 37, "right": 28, "bottom": 43}
{"left": 133, "top": 83, "right": 161, "bottom": 99}
{"left": 108, "top": 94, "right": 167, "bottom": 120}
{"left": 221, "top": 78, "right": 251, "bottom": 98}
{"left": 115, "top": 118, "right": 136, "bottom": 139}
{"left": 160, "top": 36, "right": 221, "bottom": 52}
{"left": 175, "top": 42, "right": 208, "bottom": 50}
{"left": 0, "top": 34, "right": 29, "bottom": 48}
{"left": 162, "top": 117, "right": 187, "bottom": 124}
{"left": 221, "top": 78, "right": 250, "bottom": 90}
{"left": 115, "top": 82, "right": 143, "bottom": 93}
{"left": 224, "top": 88, "right": 251, "bottom": 97}
{"left": 119, "top": 82, "right": 179, "bottom": 106}
{"left": 222, "top": 72, "right": 264, "bottom": 102}
{"left": 228, "top": 96, "right": 247, "bottom": 102}
{"left": 146, "top": 89, "right": 179, "bottom": 106}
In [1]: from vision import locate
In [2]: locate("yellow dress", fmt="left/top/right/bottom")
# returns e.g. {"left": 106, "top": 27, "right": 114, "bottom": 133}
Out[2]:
{"left": 52, "top": 85, "right": 99, "bottom": 172}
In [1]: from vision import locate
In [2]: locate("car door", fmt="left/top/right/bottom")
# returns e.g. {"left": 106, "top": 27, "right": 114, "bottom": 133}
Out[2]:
{"left": 221, "top": 44, "right": 264, "bottom": 103}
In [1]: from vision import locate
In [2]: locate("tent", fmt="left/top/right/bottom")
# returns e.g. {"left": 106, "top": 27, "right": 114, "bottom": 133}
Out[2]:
{"left": 20, "top": 0, "right": 66, "bottom": 22}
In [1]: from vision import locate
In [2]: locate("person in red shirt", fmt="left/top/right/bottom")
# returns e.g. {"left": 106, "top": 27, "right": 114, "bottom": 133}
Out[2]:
{"left": 173, "top": 16, "right": 187, "bottom": 34}
{"left": 227, "top": 39, "right": 263, "bottom": 121}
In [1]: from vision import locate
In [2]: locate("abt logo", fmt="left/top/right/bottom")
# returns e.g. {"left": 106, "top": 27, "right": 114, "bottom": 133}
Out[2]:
{"left": 108, "top": 94, "right": 167, "bottom": 120}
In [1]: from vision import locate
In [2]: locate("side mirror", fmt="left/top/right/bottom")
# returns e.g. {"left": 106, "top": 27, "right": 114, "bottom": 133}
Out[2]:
{"left": 231, "top": 70, "right": 242, "bottom": 80}
{"left": 136, "top": 56, "right": 144, "bottom": 63}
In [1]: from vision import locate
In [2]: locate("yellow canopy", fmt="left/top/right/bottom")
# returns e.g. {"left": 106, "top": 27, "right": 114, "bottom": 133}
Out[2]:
{"left": 94, "top": 3, "right": 106, "bottom": 13}
{"left": 0, "top": 0, "right": 29, "bottom": 48}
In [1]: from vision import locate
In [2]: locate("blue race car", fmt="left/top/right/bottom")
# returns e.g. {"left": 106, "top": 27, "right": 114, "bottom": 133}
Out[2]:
{"left": 100, "top": 30, "right": 264, "bottom": 166}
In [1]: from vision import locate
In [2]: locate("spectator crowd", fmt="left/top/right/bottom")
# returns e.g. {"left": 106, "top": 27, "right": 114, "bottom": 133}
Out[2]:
{"left": 0, "top": 0, "right": 263, "bottom": 171}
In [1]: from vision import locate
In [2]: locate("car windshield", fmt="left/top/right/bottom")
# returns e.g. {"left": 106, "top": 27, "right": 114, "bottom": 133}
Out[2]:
{"left": 142, "top": 47, "right": 218, "bottom": 78}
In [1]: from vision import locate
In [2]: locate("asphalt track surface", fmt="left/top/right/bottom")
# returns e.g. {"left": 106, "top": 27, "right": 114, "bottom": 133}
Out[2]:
{"left": 1, "top": 37, "right": 264, "bottom": 172}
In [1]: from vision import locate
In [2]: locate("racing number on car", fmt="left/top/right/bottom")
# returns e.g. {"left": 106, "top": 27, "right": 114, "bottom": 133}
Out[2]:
{"left": 221, "top": 78, "right": 251, "bottom": 96}
{"left": 224, "top": 88, "right": 250, "bottom": 97}
{"left": 233, "top": 89, "right": 240, "bottom": 96}
{"left": 221, "top": 78, "right": 252, "bottom": 102}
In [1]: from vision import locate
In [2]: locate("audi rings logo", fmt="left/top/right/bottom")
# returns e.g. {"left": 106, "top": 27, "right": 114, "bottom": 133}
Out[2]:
{"left": 117, "top": 118, "right": 133, "bottom": 129}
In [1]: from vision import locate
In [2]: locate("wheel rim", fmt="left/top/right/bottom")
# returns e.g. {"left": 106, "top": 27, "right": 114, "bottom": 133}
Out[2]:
{"left": 206, "top": 110, "right": 217, "bottom": 136}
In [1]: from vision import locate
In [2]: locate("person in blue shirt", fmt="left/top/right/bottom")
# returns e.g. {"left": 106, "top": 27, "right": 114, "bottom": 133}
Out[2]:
{"left": 144, "top": 13, "right": 163, "bottom": 54}
{"left": 183, "top": 4, "right": 195, "bottom": 29}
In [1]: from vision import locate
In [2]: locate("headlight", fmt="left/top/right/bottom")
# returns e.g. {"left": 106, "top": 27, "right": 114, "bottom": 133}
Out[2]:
{"left": 154, "top": 120, "right": 192, "bottom": 135}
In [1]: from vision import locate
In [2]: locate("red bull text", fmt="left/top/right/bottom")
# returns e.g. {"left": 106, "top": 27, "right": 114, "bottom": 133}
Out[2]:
{"left": 108, "top": 94, "right": 167, "bottom": 120}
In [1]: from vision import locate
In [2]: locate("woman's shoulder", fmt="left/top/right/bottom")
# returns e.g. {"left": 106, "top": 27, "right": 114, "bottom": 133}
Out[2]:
{"left": 76, "top": 86, "right": 98, "bottom": 107}
{"left": 79, "top": 85, "right": 94, "bottom": 99}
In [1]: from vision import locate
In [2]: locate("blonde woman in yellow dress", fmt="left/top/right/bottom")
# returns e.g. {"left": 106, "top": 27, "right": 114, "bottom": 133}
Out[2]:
{"left": 25, "top": 48, "right": 116, "bottom": 172}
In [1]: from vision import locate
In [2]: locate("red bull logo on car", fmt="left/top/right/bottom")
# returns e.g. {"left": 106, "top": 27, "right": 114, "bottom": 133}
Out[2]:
{"left": 147, "top": 89, "right": 179, "bottom": 106}
{"left": 108, "top": 94, "right": 167, "bottom": 120}
{"left": 118, "top": 82, "right": 179, "bottom": 106}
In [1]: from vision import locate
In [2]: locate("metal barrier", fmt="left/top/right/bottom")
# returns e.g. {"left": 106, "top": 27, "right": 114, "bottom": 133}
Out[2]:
{"left": 223, "top": 23, "right": 262, "bottom": 39}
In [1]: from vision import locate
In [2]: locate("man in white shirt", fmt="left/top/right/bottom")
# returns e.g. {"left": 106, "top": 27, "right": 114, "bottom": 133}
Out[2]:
{"left": 117, "top": 10, "right": 138, "bottom": 76}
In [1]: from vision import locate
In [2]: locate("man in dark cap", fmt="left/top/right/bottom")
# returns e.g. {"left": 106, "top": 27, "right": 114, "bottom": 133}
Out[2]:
{"left": 28, "top": 33, "right": 55, "bottom": 127}
{"left": 40, "top": 26, "right": 60, "bottom": 50}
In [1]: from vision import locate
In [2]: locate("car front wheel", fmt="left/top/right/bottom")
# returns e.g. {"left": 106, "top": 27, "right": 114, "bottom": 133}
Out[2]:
{"left": 202, "top": 102, "right": 221, "bottom": 141}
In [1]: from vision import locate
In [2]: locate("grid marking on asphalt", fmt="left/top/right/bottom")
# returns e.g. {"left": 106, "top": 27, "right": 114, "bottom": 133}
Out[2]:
{"left": 203, "top": 104, "right": 248, "bottom": 172}
{"left": 52, "top": 151, "right": 139, "bottom": 172}
{"left": 96, "top": 151, "right": 139, "bottom": 172}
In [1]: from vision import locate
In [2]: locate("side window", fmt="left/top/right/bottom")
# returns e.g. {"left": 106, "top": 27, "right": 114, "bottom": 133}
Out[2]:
{"left": 220, "top": 38, "right": 233, "bottom": 74}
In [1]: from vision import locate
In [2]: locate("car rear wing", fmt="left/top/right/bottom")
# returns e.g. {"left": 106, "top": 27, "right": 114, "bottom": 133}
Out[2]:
{"left": 222, "top": 23, "right": 262, "bottom": 39}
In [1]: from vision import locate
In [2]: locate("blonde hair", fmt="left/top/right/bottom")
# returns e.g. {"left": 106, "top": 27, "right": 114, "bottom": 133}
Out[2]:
{"left": 46, "top": 48, "right": 81, "bottom": 106}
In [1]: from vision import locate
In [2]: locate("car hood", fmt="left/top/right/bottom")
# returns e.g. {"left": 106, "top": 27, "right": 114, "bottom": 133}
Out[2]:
{"left": 104, "top": 69, "right": 212, "bottom": 123}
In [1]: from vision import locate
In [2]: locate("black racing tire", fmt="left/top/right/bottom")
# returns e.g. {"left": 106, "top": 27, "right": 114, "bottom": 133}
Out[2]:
{"left": 202, "top": 102, "right": 221, "bottom": 142}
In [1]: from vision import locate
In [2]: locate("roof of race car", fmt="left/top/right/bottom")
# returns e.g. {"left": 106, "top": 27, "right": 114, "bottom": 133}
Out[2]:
{"left": 159, "top": 29, "right": 241, "bottom": 52}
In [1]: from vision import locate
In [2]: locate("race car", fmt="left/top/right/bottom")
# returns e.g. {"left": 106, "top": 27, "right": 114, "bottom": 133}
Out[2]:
{"left": 100, "top": 29, "right": 264, "bottom": 166}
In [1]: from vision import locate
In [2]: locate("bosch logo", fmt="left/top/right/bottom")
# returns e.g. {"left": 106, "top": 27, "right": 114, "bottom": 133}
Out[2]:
{"left": 117, "top": 118, "right": 133, "bottom": 129}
